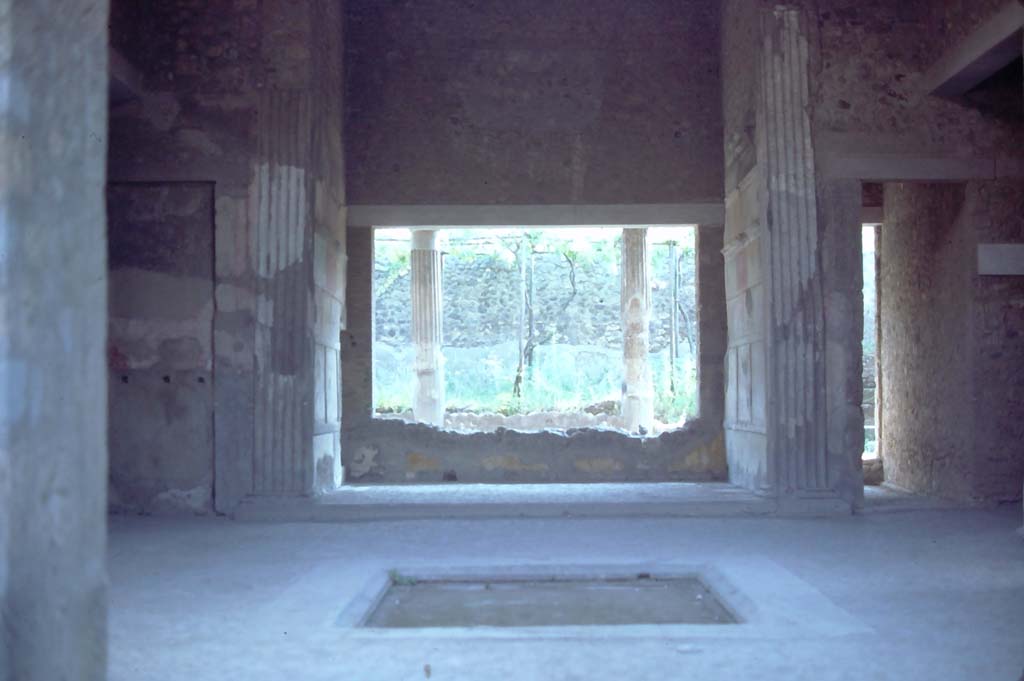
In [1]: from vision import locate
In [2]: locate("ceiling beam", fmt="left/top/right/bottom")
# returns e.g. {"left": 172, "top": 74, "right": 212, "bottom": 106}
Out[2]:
{"left": 923, "top": 1, "right": 1024, "bottom": 98}
{"left": 347, "top": 203, "right": 726, "bottom": 227}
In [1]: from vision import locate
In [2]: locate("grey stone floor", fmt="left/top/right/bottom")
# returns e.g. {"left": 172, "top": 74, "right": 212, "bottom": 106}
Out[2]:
{"left": 233, "top": 482, "right": 955, "bottom": 522}
{"left": 325, "top": 481, "right": 759, "bottom": 505}
{"left": 109, "top": 505, "right": 1024, "bottom": 681}
{"left": 234, "top": 482, "right": 775, "bottom": 521}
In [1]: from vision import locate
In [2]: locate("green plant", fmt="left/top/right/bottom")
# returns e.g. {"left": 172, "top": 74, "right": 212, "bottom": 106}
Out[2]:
{"left": 372, "top": 227, "right": 701, "bottom": 423}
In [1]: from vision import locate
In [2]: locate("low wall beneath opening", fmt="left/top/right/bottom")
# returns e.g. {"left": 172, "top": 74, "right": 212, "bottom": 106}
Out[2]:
{"left": 341, "top": 418, "right": 726, "bottom": 484}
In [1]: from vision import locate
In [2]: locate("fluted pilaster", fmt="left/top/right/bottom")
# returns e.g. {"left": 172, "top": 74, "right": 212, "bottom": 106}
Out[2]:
{"left": 757, "top": 5, "right": 828, "bottom": 493}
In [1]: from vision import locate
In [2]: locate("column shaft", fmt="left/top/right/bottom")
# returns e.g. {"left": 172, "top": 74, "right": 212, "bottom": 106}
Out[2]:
{"left": 621, "top": 228, "right": 654, "bottom": 433}
{"left": 757, "top": 5, "right": 832, "bottom": 496}
{"left": 2, "top": 0, "right": 110, "bottom": 676}
{"left": 411, "top": 230, "right": 446, "bottom": 426}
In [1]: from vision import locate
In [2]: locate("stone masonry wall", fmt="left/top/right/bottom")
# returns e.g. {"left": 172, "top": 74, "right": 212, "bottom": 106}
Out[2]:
{"left": 937, "top": 0, "right": 1017, "bottom": 47}
{"left": 719, "top": 0, "right": 769, "bottom": 494}
{"left": 310, "top": 0, "right": 348, "bottom": 494}
{"left": 107, "top": 0, "right": 347, "bottom": 512}
{"left": 717, "top": 0, "right": 1022, "bottom": 509}
{"left": 720, "top": 0, "right": 760, "bottom": 193}
{"left": 811, "top": 0, "right": 1023, "bottom": 161}
{"left": 107, "top": 183, "right": 216, "bottom": 514}
{"left": 881, "top": 181, "right": 1024, "bottom": 502}
{"left": 108, "top": 0, "right": 260, "bottom": 513}
{"left": 806, "top": 0, "right": 1023, "bottom": 502}
{"left": 882, "top": 182, "right": 974, "bottom": 500}
{"left": 968, "top": 179, "right": 1024, "bottom": 500}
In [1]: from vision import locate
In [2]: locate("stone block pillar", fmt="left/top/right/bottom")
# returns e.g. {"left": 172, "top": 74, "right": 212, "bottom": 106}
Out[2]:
{"left": 411, "top": 229, "right": 446, "bottom": 427}
{"left": 621, "top": 228, "right": 654, "bottom": 433}
{"left": 697, "top": 225, "right": 728, "bottom": 425}
{"left": 1, "top": 0, "right": 109, "bottom": 676}
{"left": 341, "top": 227, "right": 375, "bottom": 476}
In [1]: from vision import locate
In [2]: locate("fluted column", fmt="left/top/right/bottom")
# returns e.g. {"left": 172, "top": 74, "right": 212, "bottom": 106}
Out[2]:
{"left": 757, "top": 5, "right": 843, "bottom": 501}
{"left": 410, "top": 229, "right": 446, "bottom": 426}
{"left": 621, "top": 228, "right": 654, "bottom": 433}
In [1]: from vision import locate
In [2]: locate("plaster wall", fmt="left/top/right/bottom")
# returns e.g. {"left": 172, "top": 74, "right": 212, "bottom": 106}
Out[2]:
{"left": 107, "top": 183, "right": 215, "bottom": 514}
{"left": 721, "top": 172, "right": 768, "bottom": 491}
{"left": 881, "top": 183, "right": 977, "bottom": 499}
{"left": 936, "top": 0, "right": 1020, "bottom": 49}
{"left": 818, "top": 178, "right": 866, "bottom": 505}
{"left": 970, "top": 180, "right": 1024, "bottom": 500}
{"left": 810, "top": 0, "right": 1023, "bottom": 171}
{"left": 697, "top": 225, "right": 729, "bottom": 426}
{"left": 720, "top": 0, "right": 760, "bottom": 194}
{"left": 881, "top": 181, "right": 1024, "bottom": 502}
{"left": 340, "top": 228, "right": 375, "bottom": 443}
{"left": 107, "top": 0, "right": 348, "bottom": 511}
{"left": 342, "top": 227, "right": 729, "bottom": 485}
{"left": 310, "top": 0, "right": 349, "bottom": 493}
{"left": 344, "top": 0, "right": 723, "bottom": 205}
{"left": 0, "top": 0, "right": 109, "bottom": 676}
{"left": 313, "top": 226, "right": 347, "bottom": 491}
{"left": 719, "top": 0, "right": 769, "bottom": 493}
